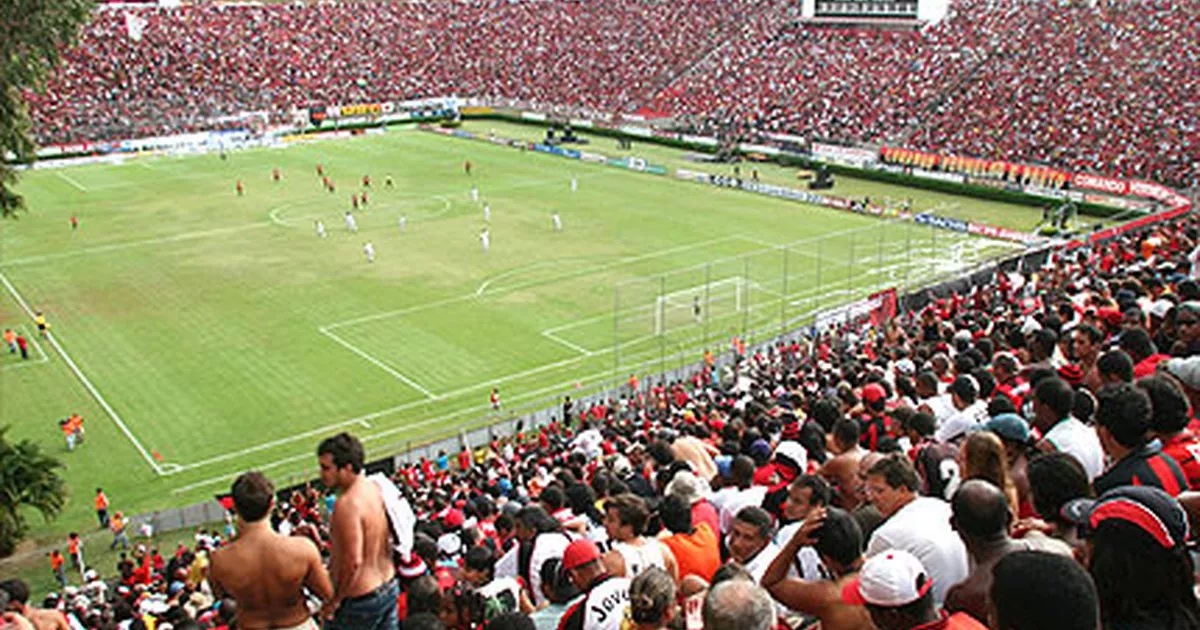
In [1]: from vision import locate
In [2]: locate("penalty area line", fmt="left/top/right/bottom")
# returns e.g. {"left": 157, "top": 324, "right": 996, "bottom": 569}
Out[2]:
{"left": 0, "top": 270, "right": 165, "bottom": 475}
{"left": 56, "top": 172, "right": 88, "bottom": 192}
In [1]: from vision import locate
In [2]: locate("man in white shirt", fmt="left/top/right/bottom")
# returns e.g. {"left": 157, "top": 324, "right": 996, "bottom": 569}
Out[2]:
{"left": 935, "top": 375, "right": 989, "bottom": 443}
{"left": 1031, "top": 377, "right": 1104, "bottom": 480}
{"left": 727, "top": 506, "right": 779, "bottom": 582}
{"left": 862, "top": 456, "right": 968, "bottom": 606}
{"left": 719, "top": 456, "right": 767, "bottom": 535}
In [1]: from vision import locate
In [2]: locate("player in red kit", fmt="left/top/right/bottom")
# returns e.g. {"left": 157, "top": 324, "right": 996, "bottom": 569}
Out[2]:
{"left": 361, "top": 191, "right": 369, "bottom": 207}
{"left": 351, "top": 194, "right": 359, "bottom": 210}
{"left": 236, "top": 180, "right": 244, "bottom": 196}
{"left": 69, "top": 215, "right": 79, "bottom": 230}
{"left": 490, "top": 387, "right": 500, "bottom": 410}
{"left": 272, "top": 168, "right": 281, "bottom": 182}
{"left": 316, "top": 164, "right": 324, "bottom": 177}
{"left": 464, "top": 160, "right": 472, "bottom": 176}
{"left": 362, "top": 175, "right": 371, "bottom": 188}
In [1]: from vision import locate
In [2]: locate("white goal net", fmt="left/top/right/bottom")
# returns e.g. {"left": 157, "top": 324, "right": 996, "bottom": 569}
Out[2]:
{"left": 653, "top": 277, "right": 749, "bottom": 336}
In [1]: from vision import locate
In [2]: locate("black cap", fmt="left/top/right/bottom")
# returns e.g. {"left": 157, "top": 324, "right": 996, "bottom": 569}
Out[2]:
{"left": 1062, "top": 485, "right": 1189, "bottom": 549}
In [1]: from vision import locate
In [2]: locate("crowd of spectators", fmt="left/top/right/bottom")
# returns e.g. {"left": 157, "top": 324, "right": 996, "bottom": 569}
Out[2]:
{"left": 8, "top": 197, "right": 1200, "bottom": 630}
{"left": 25, "top": 0, "right": 1198, "bottom": 188}
{"left": 25, "top": 0, "right": 764, "bottom": 146}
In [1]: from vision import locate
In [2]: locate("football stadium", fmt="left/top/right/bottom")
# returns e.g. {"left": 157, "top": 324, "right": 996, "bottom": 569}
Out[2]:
{"left": 0, "top": 0, "right": 1198, "bottom": 627}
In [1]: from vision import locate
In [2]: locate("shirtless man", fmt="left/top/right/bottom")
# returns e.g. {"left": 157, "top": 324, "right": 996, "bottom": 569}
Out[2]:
{"left": 820, "top": 419, "right": 866, "bottom": 510}
{"left": 760, "top": 507, "right": 875, "bottom": 630}
{"left": 209, "top": 472, "right": 332, "bottom": 630}
{"left": 317, "top": 433, "right": 398, "bottom": 630}
{"left": 0, "top": 580, "right": 68, "bottom": 630}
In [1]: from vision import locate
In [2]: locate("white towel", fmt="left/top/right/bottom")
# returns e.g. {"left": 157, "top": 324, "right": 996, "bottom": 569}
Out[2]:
{"left": 368, "top": 473, "right": 415, "bottom": 558}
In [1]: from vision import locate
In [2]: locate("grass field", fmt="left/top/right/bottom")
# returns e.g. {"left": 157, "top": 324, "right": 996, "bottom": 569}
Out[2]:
{"left": 0, "top": 121, "right": 1026, "bottom": 566}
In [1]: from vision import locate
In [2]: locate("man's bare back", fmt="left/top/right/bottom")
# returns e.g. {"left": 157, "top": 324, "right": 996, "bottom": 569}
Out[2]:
{"left": 210, "top": 526, "right": 332, "bottom": 630}
{"left": 23, "top": 609, "right": 69, "bottom": 630}
{"left": 330, "top": 475, "right": 394, "bottom": 600}
{"left": 821, "top": 448, "right": 864, "bottom": 510}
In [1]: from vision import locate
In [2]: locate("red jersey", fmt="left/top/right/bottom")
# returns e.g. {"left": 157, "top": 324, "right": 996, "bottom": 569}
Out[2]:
{"left": 1160, "top": 432, "right": 1200, "bottom": 490}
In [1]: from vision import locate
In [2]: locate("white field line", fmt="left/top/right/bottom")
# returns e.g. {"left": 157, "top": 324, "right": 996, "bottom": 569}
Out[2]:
{"left": 317, "top": 327, "right": 439, "bottom": 399}
{"left": 327, "top": 234, "right": 748, "bottom": 331}
{"left": 541, "top": 330, "right": 594, "bottom": 356}
{"left": 171, "top": 234, "right": 811, "bottom": 475}
{"left": 267, "top": 204, "right": 294, "bottom": 227}
{"left": 175, "top": 276, "right": 916, "bottom": 491}
{"left": 56, "top": 172, "right": 88, "bottom": 192}
{"left": 0, "top": 326, "right": 50, "bottom": 370}
{"left": 0, "top": 270, "right": 165, "bottom": 475}
{"left": 163, "top": 230, "right": 1007, "bottom": 483}
{"left": 0, "top": 222, "right": 275, "bottom": 268}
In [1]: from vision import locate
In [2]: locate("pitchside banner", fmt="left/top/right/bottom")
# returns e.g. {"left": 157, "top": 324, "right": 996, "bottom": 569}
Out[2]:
{"left": 814, "top": 288, "right": 898, "bottom": 330}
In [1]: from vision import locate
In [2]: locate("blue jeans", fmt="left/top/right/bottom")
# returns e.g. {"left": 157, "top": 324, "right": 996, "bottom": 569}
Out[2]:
{"left": 326, "top": 579, "right": 398, "bottom": 630}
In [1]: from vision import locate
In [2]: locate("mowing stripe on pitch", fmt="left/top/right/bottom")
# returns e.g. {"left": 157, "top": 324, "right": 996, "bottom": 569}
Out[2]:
{"left": 0, "top": 270, "right": 165, "bottom": 475}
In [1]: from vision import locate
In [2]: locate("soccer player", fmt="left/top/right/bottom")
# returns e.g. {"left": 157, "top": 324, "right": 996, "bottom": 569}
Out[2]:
{"left": 344, "top": 211, "right": 358, "bottom": 233}
{"left": 35, "top": 312, "right": 48, "bottom": 338}
{"left": 480, "top": 227, "right": 490, "bottom": 253}
{"left": 570, "top": 176, "right": 578, "bottom": 193}
{"left": 69, "top": 215, "right": 79, "bottom": 231}
{"left": 693, "top": 295, "right": 702, "bottom": 324}
{"left": 3, "top": 328, "right": 15, "bottom": 353}
{"left": 363, "top": 242, "right": 376, "bottom": 263}
{"left": 323, "top": 175, "right": 331, "bottom": 190}
{"left": 483, "top": 202, "right": 491, "bottom": 223}
{"left": 552, "top": 211, "right": 563, "bottom": 232}
{"left": 236, "top": 180, "right": 244, "bottom": 196}
{"left": 490, "top": 387, "right": 501, "bottom": 410}
{"left": 315, "top": 220, "right": 327, "bottom": 239}
{"left": 328, "top": 180, "right": 336, "bottom": 194}
{"left": 471, "top": 185, "right": 479, "bottom": 203}
{"left": 317, "top": 164, "right": 324, "bottom": 177}
{"left": 384, "top": 175, "right": 394, "bottom": 190}
{"left": 272, "top": 168, "right": 281, "bottom": 182}
{"left": 351, "top": 194, "right": 359, "bottom": 211}
{"left": 464, "top": 160, "right": 473, "bottom": 176}
{"left": 361, "top": 191, "right": 369, "bottom": 207}
{"left": 15, "top": 334, "right": 28, "bottom": 360}
{"left": 398, "top": 215, "right": 407, "bottom": 233}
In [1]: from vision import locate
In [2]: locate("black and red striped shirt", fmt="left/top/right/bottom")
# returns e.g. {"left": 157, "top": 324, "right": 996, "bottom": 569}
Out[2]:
{"left": 1093, "top": 442, "right": 1188, "bottom": 497}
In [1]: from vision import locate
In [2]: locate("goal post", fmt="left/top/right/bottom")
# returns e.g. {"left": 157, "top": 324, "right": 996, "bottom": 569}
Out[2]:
{"left": 653, "top": 276, "right": 747, "bottom": 335}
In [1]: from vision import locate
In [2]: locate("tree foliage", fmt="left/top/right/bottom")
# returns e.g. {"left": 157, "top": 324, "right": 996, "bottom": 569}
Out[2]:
{"left": 0, "top": 426, "right": 67, "bottom": 557}
{"left": 1, "top": 0, "right": 94, "bottom": 218}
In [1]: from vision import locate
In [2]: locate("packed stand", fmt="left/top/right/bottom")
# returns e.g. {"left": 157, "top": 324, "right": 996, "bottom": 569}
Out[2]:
{"left": 12, "top": 211, "right": 1200, "bottom": 629}
{"left": 26, "top": 0, "right": 763, "bottom": 147}
{"left": 908, "top": 0, "right": 1200, "bottom": 189}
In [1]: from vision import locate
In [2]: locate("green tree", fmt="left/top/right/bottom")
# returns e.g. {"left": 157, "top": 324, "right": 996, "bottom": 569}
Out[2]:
{"left": 1, "top": 0, "right": 94, "bottom": 218}
{"left": 0, "top": 426, "right": 66, "bottom": 557}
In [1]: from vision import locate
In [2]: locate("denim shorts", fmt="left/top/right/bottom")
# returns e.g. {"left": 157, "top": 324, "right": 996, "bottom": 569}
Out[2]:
{"left": 325, "top": 579, "right": 398, "bottom": 630}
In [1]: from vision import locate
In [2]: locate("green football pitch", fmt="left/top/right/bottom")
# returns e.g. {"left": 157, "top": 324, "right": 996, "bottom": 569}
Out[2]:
{"left": 0, "top": 120, "right": 1028, "bottom": 540}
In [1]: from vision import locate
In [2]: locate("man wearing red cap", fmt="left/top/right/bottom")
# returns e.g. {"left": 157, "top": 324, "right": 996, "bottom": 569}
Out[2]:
{"left": 858, "top": 383, "right": 893, "bottom": 451}
{"left": 841, "top": 550, "right": 985, "bottom": 629}
{"left": 557, "top": 539, "right": 630, "bottom": 630}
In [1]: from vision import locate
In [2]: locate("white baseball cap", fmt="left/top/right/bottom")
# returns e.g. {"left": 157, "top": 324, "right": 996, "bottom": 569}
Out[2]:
{"left": 841, "top": 550, "right": 932, "bottom": 607}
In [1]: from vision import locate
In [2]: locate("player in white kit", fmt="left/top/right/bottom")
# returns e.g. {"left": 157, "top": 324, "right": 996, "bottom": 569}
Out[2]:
{"left": 484, "top": 203, "right": 491, "bottom": 223}
{"left": 363, "top": 241, "right": 375, "bottom": 263}
{"left": 344, "top": 211, "right": 357, "bottom": 233}
{"left": 315, "top": 220, "right": 327, "bottom": 238}
{"left": 471, "top": 185, "right": 479, "bottom": 203}
{"left": 399, "top": 215, "right": 407, "bottom": 233}
{"left": 480, "top": 227, "right": 490, "bottom": 253}
{"left": 570, "top": 176, "right": 578, "bottom": 193}
{"left": 552, "top": 212, "right": 562, "bottom": 232}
